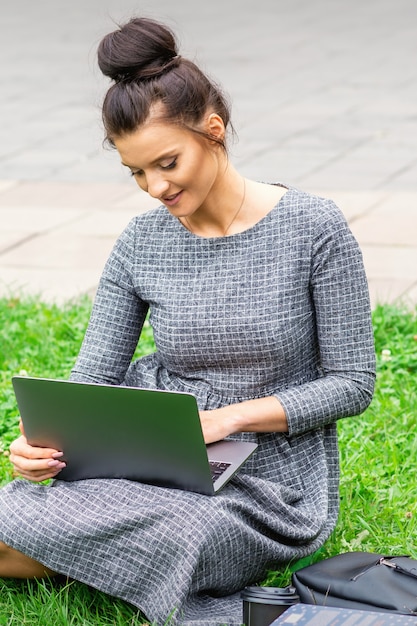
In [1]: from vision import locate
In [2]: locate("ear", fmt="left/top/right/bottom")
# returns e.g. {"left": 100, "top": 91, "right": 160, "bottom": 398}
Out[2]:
{"left": 206, "top": 113, "right": 225, "bottom": 142}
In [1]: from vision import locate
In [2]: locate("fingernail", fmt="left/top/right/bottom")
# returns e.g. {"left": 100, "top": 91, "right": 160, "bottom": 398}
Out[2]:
{"left": 52, "top": 452, "right": 64, "bottom": 459}
{"left": 48, "top": 460, "right": 66, "bottom": 468}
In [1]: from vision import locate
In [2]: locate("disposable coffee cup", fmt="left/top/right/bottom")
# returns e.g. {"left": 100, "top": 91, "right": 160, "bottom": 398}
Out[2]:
{"left": 241, "top": 586, "right": 299, "bottom": 626}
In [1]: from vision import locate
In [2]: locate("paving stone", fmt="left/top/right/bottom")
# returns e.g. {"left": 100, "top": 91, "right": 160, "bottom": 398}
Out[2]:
{"left": 0, "top": 267, "right": 102, "bottom": 304}
{"left": 0, "top": 207, "right": 85, "bottom": 233}
{"left": 0, "top": 232, "right": 115, "bottom": 271}
{"left": 350, "top": 215, "right": 417, "bottom": 247}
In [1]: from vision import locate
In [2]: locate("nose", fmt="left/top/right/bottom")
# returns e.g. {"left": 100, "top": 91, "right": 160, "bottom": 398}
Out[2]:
{"left": 144, "top": 172, "right": 170, "bottom": 199}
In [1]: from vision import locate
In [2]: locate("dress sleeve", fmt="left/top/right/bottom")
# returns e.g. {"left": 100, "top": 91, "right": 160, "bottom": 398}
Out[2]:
{"left": 274, "top": 200, "right": 376, "bottom": 436}
{"left": 70, "top": 218, "right": 149, "bottom": 385}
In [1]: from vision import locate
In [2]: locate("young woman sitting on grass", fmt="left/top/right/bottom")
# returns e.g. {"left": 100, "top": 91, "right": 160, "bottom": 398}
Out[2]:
{"left": 0, "top": 17, "right": 376, "bottom": 626}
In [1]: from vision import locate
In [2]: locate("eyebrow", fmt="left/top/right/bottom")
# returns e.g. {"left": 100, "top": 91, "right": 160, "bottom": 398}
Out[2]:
{"left": 121, "top": 151, "right": 177, "bottom": 170}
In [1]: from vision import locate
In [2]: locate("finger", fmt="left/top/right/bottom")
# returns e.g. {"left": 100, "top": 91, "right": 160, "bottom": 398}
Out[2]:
{"left": 19, "top": 418, "right": 25, "bottom": 435}
{"left": 15, "top": 468, "right": 63, "bottom": 482}
{"left": 9, "top": 453, "right": 66, "bottom": 474}
{"left": 10, "top": 435, "right": 63, "bottom": 460}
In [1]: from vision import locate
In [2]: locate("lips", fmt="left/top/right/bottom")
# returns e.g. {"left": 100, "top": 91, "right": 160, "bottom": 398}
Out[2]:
{"left": 163, "top": 191, "right": 182, "bottom": 206}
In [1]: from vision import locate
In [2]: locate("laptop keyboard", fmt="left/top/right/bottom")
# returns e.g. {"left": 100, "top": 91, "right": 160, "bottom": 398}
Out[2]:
{"left": 209, "top": 460, "right": 231, "bottom": 482}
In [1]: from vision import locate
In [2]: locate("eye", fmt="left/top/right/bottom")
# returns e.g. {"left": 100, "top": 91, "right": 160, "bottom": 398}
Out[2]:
{"left": 160, "top": 158, "right": 177, "bottom": 170}
{"left": 130, "top": 169, "right": 144, "bottom": 178}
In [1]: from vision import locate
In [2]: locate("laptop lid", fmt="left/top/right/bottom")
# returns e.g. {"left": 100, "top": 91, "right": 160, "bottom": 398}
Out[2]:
{"left": 12, "top": 376, "right": 257, "bottom": 496}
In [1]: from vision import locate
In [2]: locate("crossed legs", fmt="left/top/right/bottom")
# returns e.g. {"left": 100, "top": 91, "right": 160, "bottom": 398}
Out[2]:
{"left": 0, "top": 541, "right": 57, "bottom": 578}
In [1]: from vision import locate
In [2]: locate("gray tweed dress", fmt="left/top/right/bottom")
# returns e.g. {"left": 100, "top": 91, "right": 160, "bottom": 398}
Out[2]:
{"left": 0, "top": 187, "right": 375, "bottom": 626}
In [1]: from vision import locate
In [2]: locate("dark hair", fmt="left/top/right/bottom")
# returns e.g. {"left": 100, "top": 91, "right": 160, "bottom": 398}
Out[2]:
{"left": 97, "top": 17, "right": 233, "bottom": 148}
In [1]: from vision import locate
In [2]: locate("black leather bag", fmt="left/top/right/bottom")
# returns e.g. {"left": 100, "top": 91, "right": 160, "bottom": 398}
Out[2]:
{"left": 292, "top": 551, "right": 417, "bottom": 615}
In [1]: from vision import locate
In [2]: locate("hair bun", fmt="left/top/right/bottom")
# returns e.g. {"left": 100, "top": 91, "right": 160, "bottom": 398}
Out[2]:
{"left": 98, "top": 17, "right": 178, "bottom": 82}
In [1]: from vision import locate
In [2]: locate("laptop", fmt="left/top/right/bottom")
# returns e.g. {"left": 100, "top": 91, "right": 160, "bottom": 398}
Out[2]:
{"left": 12, "top": 376, "right": 257, "bottom": 496}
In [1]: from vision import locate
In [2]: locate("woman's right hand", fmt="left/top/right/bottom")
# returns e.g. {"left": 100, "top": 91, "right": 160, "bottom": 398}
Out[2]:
{"left": 9, "top": 433, "right": 66, "bottom": 483}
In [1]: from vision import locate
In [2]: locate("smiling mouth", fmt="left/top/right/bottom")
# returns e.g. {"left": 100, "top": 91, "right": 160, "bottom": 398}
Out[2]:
{"left": 163, "top": 191, "right": 182, "bottom": 206}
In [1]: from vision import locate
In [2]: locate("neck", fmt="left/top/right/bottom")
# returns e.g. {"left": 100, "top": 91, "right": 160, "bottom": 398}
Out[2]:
{"left": 182, "top": 166, "right": 247, "bottom": 237}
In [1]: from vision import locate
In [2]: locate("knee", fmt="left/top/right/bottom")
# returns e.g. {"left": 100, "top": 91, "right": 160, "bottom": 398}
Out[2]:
{"left": 0, "top": 541, "right": 12, "bottom": 556}
{"left": 0, "top": 540, "right": 57, "bottom": 578}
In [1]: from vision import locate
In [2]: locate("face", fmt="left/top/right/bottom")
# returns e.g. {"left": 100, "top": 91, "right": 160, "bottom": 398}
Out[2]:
{"left": 114, "top": 119, "right": 224, "bottom": 219}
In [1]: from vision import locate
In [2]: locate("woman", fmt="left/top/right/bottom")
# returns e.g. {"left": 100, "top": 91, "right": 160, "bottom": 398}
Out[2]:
{"left": 0, "top": 17, "right": 376, "bottom": 626}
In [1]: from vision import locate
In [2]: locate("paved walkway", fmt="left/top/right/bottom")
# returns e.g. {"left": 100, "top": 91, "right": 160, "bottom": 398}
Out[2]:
{"left": 1, "top": 0, "right": 417, "bottom": 307}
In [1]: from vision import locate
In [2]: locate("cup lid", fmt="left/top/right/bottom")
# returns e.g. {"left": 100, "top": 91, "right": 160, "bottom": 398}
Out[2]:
{"left": 241, "top": 586, "right": 299, "bottom": 603}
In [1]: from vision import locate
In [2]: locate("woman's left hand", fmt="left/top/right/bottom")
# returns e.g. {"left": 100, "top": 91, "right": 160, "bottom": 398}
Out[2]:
{"left": 199, "top": 407, "right": 240, "bottom": 444}
{"left": 199, "top": 396, "right": 288, "bottom": 444}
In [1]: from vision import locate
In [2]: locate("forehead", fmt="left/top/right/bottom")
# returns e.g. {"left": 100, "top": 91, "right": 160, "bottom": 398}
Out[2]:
{"left": 114, "top": 121, "right": 197, "bottom": 167}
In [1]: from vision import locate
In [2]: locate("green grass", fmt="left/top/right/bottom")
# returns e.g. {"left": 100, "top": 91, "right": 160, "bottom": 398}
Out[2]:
{"left": 1, "top": 296, "right": 417, "bottom": 623}
{"left": 0, "top": 578, "right": 147, "bottom": 626}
